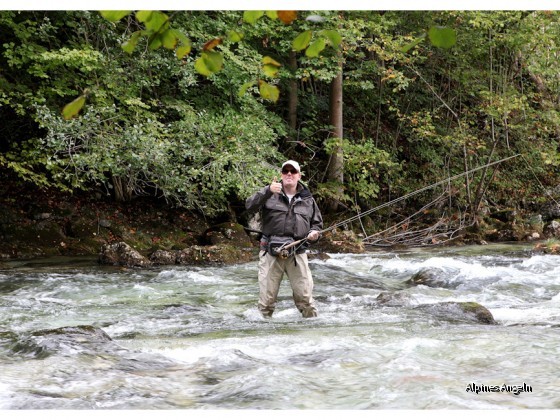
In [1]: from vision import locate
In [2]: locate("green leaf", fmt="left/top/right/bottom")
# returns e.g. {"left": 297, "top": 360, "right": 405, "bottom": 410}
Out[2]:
{"left": 100, "top": 11, "right": 131, "bottom": 22}
{"left": 293, "top": 30, "right": 312, "bottom": 52}
{"left": 195, "top": 57, "right": 210, "bottom": 76}
{"left": 122, "top": 31, "right": 142, "bottom": 54}
{"left": 238, "top": 81, "right": 255, "bottom": 97}
{"left": 305, "top": 38, "right": 326, "bottom": 58}
{"left": 243, "top": 11, "right": 264, "bottom": 24}
{"left": 137, "top": 10, "right": 169, "bottom": 32}
{"left": 135, "top": 11, "right": 153, "bottom": 23}
{"left": 203, "top": 50, "right": 223, "bottom": 72}
{"left": 259, "top": 80, "right": 280, "bottom": 102}
{"left": 263, "top": 64, "right": 279, "bottom": 77}
{"left": 176, "top": 41, "right": 192, "bottom": 59}
{"left": 321, "top": 30, "right": 342, "bottom": 48}
{"left": 401, "top": 34, "right": 426, "bottom": 53}
{"left": 227, "top": 30, "right": 244, "bottom": 43}
{"left": 195, "top": 51, "right": 223, "bottom": 76}
{"left": 148, "top": 33, "right": 163, "bottom": 50}
{"left": 428, "top": 26, "right": 456, "bottom": 49}
{"left": 171, "top": 29, "right": 189, "bottom": 45}
{"left": 161, "top": 29, "right": 177, "bottom": 50}
{"left": 62, "top": 95, "right": 86, "bottom": 120}
{"left": 265, "top": 11, "right": 278, "bottom": 19}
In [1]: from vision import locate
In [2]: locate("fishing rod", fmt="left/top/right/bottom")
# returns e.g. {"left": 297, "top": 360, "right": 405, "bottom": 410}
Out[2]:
{"left": 276, "top": 153, "right": 520, "bottom": 255}
{"left": 321, "top": 153, "right": 520, "bottom": 235}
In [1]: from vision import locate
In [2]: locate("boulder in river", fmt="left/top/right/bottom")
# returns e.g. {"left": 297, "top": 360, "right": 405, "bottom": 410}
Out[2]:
{"left": 376, "top": 291, "right": 415, "bottom": 307}
{"left": 98, "top": 241, "right": 152, "bottom": 267}
{"left": 415, "top": 301, "right": 496, "bottom": 325}
{"left": 10, "top": 325, "right": 114, "bottom": 359}
{"left": 406, "top": 267, "right": 452, "bottom": 288}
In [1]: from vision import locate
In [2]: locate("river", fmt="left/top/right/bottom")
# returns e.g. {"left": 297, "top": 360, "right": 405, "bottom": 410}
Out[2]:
{"left": 0, "top": 243, "right": 559, "bottom": 410}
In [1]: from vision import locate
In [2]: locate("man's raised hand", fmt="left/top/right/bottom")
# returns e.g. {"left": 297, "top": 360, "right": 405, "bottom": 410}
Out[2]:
{"left": 270, "top": 177, "right": 282, "bottom": 195}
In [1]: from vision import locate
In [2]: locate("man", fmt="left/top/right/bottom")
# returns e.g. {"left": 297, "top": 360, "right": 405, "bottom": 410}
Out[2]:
{"left": 246, "top": 160, "right": 323, "bottom": 318}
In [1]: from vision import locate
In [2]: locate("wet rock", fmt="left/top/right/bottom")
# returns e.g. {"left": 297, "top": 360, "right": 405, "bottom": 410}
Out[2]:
{"left": 415, "top": 301, "right": 496, "bottom": 324}
{"left": 98, "top": 241, "right": 152, "bottom": 267}
{"left": 150, "top": 249, "right": 178, "bottom": 265}
{"left": 525, "top": 232, "right": 541, "bottom": 241}
{"left": 541, "top": 201, "right": 560, "bottom": 221}
{"left": 407, "top": 267, "right": 451, "bottom": 288}
{"left": 175, "top": 244, "right": 253, "bottom": 265}
{"left": 10, "top": 325, "right": 114, "bottom": 359}
{"left": 376, "top": 291, "right": 413, "bottom": 307}
{"left": 33, "top": 325, "right": 112, "bottom": 342}
{"left": 544, "top": 220, "right": 560, "bottom": 238}
{"left": 307, "top": 251, "right": 331, "bottom": 261}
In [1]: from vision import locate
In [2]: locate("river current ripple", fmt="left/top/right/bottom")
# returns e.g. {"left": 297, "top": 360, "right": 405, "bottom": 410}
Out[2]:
{"left": 0, "top": 244, "right": 559, "bottom": 409}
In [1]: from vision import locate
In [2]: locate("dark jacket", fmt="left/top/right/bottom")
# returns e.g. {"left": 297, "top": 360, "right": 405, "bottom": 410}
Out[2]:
{"left": 246, "top": 181, "right": 323, "bottom": 244}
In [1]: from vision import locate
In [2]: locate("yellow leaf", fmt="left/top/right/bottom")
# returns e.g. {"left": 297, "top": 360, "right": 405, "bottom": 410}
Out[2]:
{"left": 176, "top": 43, "right": 192, "bottom": 59}
{"left": 262, "top": 56, "right": 281, "bottom": 67}
{"left": 259, "top": 80, "right": 279, "bottom": 102}
{"left": 100, "top": 11, "right": 131, "bottom": 22}
{"left": 62, "top": 95, "right": 86, "bottom": 120}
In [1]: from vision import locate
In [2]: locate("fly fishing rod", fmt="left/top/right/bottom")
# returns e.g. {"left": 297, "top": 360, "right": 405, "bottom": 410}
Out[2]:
{"left": 278, "top": 153, "right": 520, "bottom": 254}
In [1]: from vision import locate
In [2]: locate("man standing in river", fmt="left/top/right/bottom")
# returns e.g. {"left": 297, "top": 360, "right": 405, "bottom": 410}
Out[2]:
{"left": 246, "top": 160, "right": 323, "bottom": 318}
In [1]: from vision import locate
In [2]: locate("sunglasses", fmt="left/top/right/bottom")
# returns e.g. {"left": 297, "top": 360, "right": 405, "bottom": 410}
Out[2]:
{"left": 282, "top": 168, "right": 299, "bottom": 175}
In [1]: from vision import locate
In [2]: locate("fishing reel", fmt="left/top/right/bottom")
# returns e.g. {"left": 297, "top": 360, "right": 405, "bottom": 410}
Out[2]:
{"left": 269, "top": 240, "right": 296, "bottom": 259}
{"left": 273, "top": 246, "right": 292, "bottom": 259}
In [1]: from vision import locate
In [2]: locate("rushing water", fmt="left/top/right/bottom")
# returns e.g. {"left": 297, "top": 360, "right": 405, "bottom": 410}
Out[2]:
{"left": 1, "top": 243, "right": 559, "bottom": 410}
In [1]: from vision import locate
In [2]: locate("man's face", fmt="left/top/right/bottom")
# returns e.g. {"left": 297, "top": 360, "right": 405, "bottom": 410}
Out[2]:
{"left": 281, "top": 165, "right": 301, "bottom": 187}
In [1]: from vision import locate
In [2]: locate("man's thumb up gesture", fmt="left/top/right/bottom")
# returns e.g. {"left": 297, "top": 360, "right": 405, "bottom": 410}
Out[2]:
{"left": 270, "top": 177, "right": 282, "bottom": 195}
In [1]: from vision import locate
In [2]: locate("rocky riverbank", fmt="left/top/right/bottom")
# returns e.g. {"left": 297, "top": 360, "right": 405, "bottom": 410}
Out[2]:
{"left": 1, "top": 178, "right": 560, "bottom": 265}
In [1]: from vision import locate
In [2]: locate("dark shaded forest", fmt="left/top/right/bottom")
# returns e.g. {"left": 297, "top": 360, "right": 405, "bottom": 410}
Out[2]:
{"left": 1, "top": 10, "right": 560, "bottom": 256}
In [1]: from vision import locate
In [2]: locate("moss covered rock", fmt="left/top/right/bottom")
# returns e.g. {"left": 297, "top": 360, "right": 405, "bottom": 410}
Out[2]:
{"left": 416, "top": 301, "right": 496, "bottom": 324}
{"left": 175, "top": 244, "right": 254, "bottom": 265}
{"left": 406, "top": 267, "right": 452, "bottom": 289}
{"left": 98, "top": 242, "right": 152, "bottom": 268}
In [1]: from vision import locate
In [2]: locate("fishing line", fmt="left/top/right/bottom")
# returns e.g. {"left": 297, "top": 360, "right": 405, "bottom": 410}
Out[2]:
{"left": 272, "top": 154, "right": 520, "bottom": 253}
{"left": 319, "top": 154, "right": 520, "bottom": 235}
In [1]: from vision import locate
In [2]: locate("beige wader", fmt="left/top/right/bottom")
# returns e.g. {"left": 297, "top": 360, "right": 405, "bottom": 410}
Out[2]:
{"left": 257, "top": 250, "right": 317, "bottom": 318}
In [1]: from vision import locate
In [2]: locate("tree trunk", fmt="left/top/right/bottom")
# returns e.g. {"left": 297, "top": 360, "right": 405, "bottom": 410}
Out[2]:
{"left": 288, "top": 50, "right": 298, "bottom": 138}
{"left": 112, "top": 175, "right": 133, "bottom": 202}
{"left": 326, "top": 61, "right": 344, "bottom": 213}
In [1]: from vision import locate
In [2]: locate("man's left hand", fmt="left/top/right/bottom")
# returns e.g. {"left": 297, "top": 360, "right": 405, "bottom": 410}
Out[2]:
{"left": 307, "top": 230, "right": 320, "bottom": 242}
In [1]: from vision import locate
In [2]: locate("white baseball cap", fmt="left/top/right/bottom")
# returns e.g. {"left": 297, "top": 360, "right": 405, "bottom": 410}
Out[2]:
{"left": 281, "top": 160, "right": 301, "bottom": 173}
